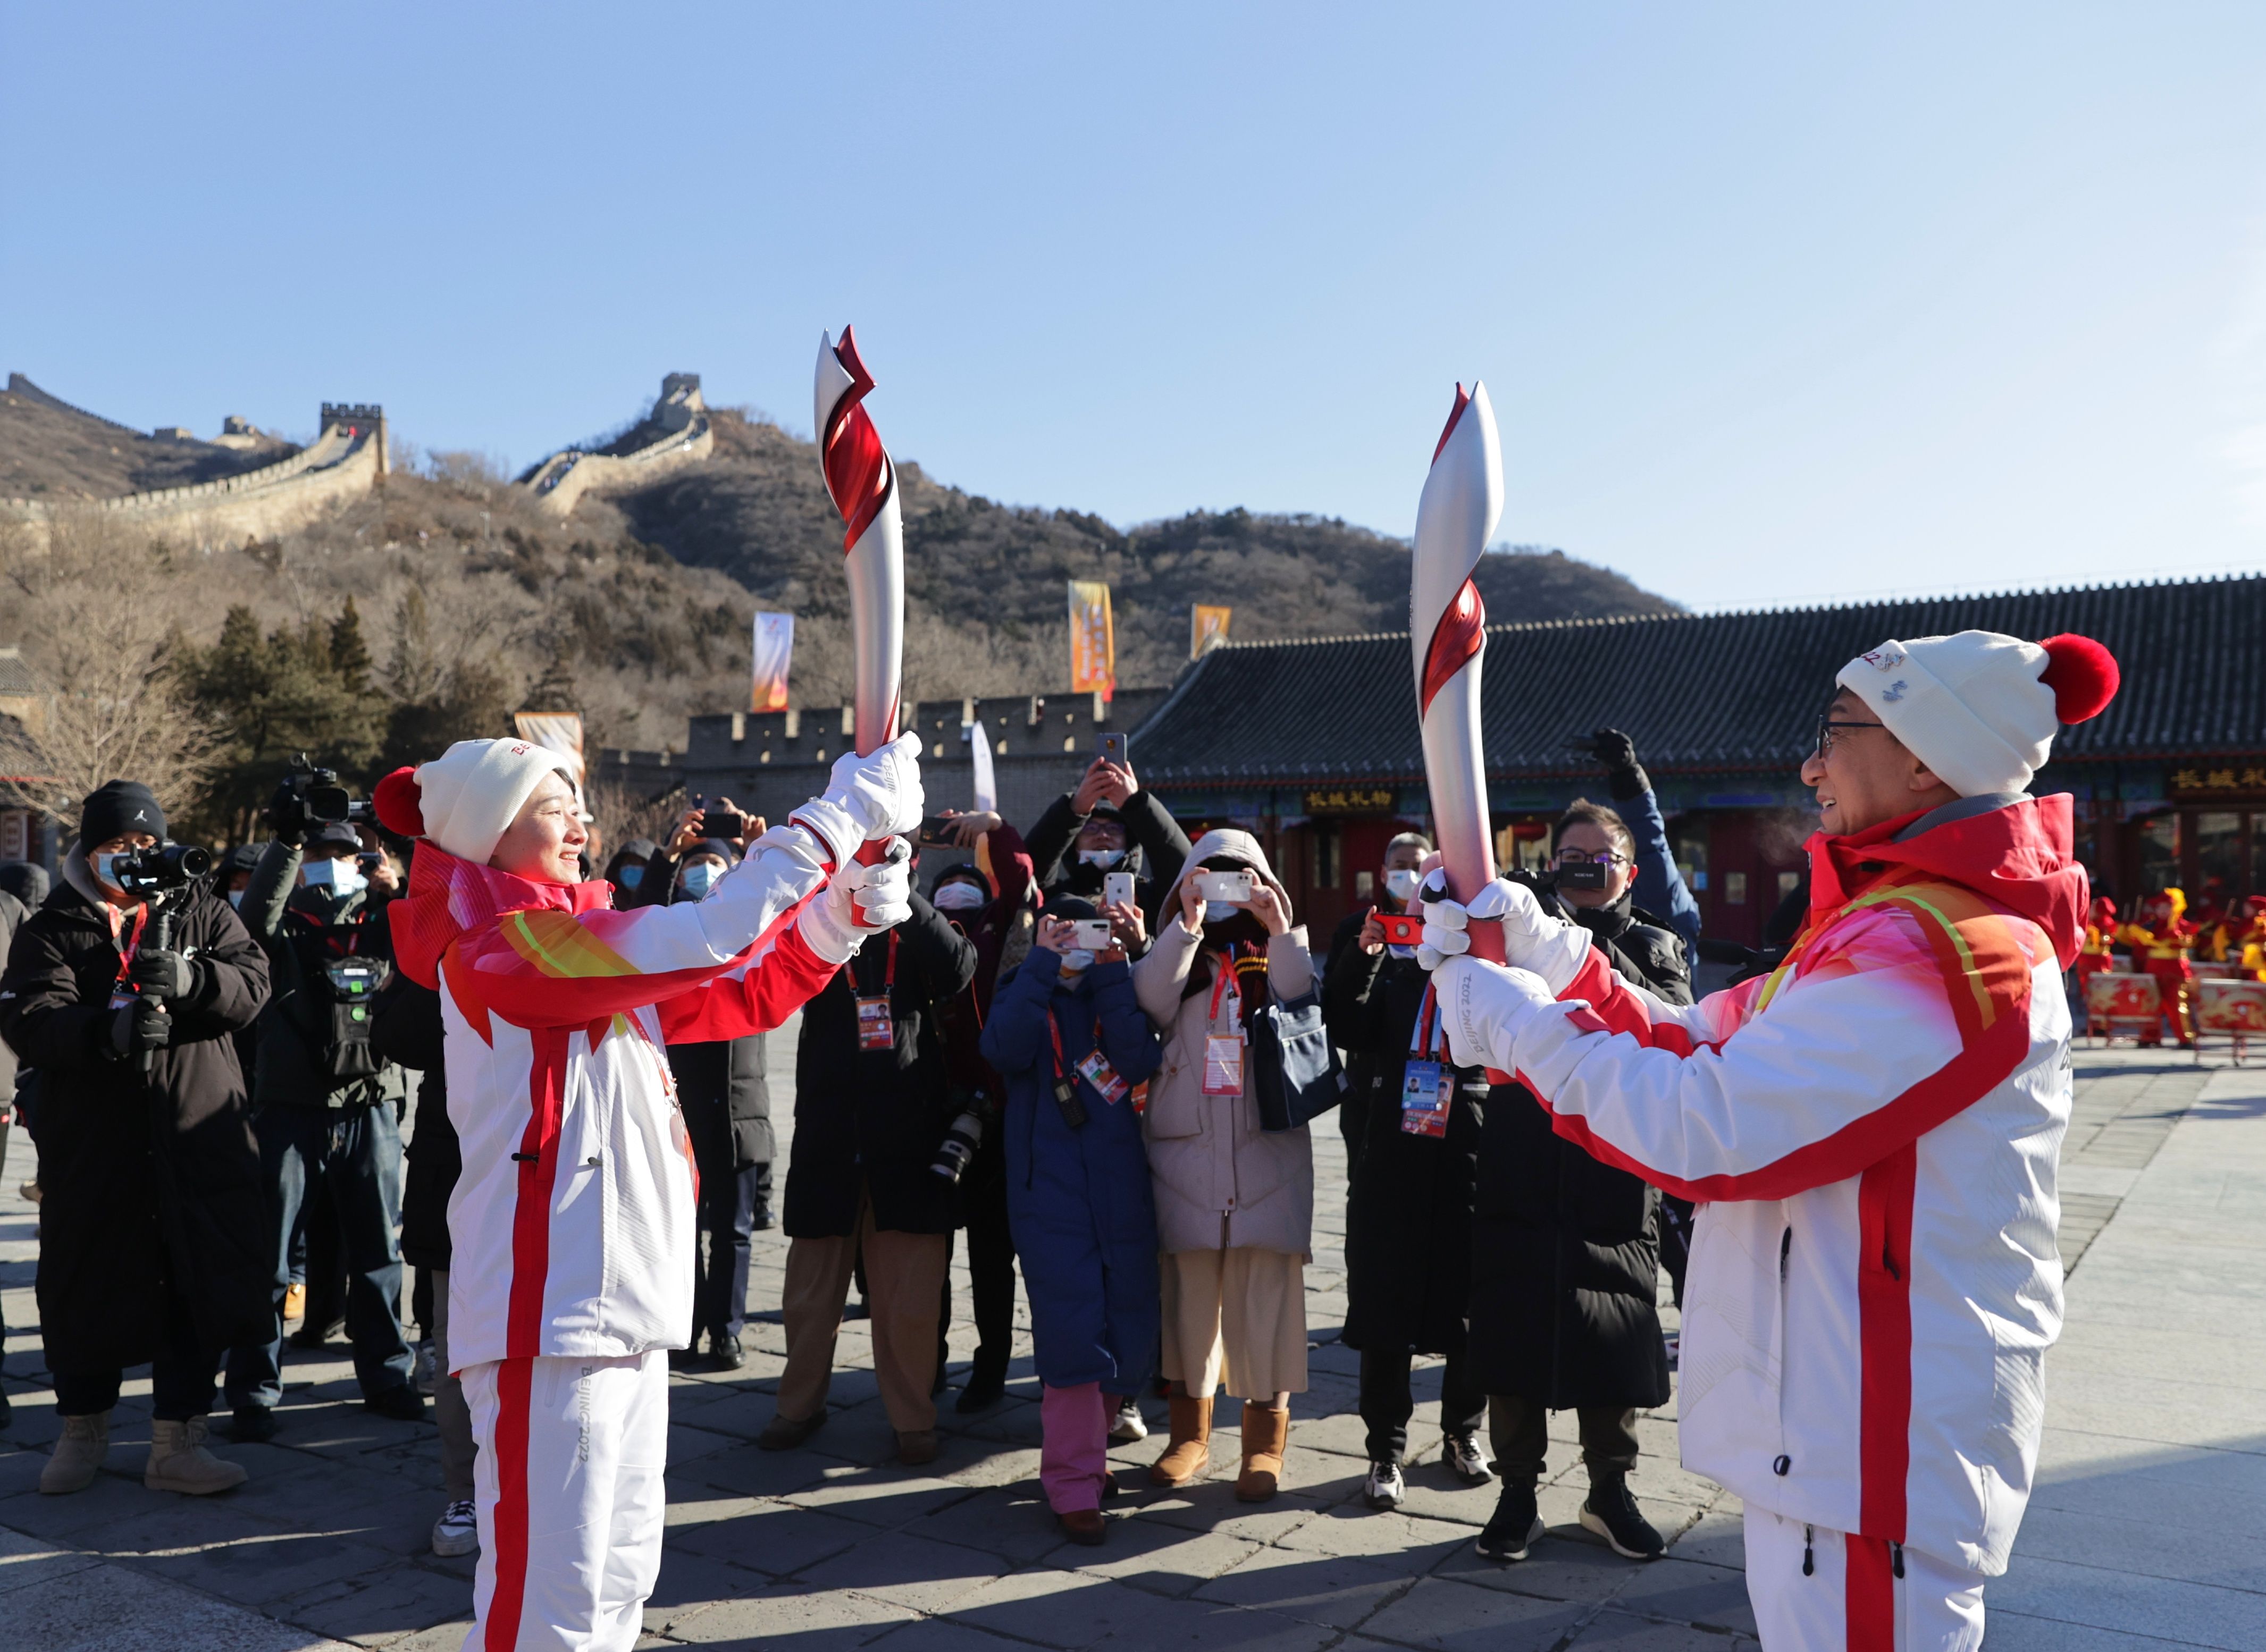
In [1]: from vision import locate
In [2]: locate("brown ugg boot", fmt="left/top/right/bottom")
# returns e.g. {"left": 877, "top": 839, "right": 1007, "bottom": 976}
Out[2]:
{"left": 1148, "top": 1392, "right": 1213, "bottom": 1486}
{"left": 40, "top": 1410, "right": 110, "bottom": 1495}
{"left": 144, "top": 1417, "right": 248, "bottom": 1495}
{"left": 1235, "top": 1401, "right": 1289, "bottom": 1502}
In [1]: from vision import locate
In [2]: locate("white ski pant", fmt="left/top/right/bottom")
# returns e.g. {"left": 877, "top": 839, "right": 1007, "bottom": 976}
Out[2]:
{"left": 1743, "top": 1510, "right": 1985, "bottom": 1652}
{"left": 460, "top": 1352, "right": 668, "bottom": 1651}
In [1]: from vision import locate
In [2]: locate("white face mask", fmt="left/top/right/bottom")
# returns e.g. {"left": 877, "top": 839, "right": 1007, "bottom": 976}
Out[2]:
{"left": 1204, "top": 899, "right": 1239, "bottom": 924}
{"left": 1384, "top": 868, "right": 1421, "bottom": 903}
{"left": 677, "top": 861, "right": 723, "bottom": 900}
{"left": 301, "top": 856, "right": 366, "bottom": 895}
{"left": 1060, "top": 949, "right": 1095, "bottom": 975}
{"left": 932, "top": 881, "right": 987, "bottom": 912}
{"left": 228, "top": 889, "right": 246, "bottom": 910}
{"left": 1077, "top": 848, "right": 1125, "bottom": 870}
{"left": 93, "top": 852, "right": 125, "bottom": 891}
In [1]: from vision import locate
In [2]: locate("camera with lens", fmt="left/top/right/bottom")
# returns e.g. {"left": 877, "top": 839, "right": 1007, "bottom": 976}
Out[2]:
{"left": 268, "top": 753, "right": 372, "bottom": 839}
{"left": 930, "top": 1086, "right": 997, "bottom": 1182}
{"left": 109, "top": 841, "right": 213, "bottom": 896}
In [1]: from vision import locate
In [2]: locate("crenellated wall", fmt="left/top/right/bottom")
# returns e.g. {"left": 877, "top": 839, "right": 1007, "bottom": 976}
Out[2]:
{"left": 0, "top": 403, "right": 388, "bottom": 549}
{"left": 519, "top": 373, "right": 711, "bottom": 517}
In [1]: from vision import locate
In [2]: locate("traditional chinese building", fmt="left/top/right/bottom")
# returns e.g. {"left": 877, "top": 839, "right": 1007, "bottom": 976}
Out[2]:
{"left": 1126, "top": 575, "right": 2266, "bottom": 946}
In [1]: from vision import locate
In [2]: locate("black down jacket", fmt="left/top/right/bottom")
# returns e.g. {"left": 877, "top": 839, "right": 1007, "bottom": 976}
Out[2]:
{"left": 1326, "top": 938, "right": 1482, "bottom": 1360}
{"left": 669, "top": 1033, "right": 774, "bottom": 1176}
{"left": 0, "top": 868, "right": 273, "bottom": 1372}
{"left": 1466, "top": 888, "right": 1690, "bottom": 1410}
{"left": 785, "top": 891, "right": 977, "bottom": 1238}
{"left": 370, "top": 973, "right": 456, "bottom": 1272}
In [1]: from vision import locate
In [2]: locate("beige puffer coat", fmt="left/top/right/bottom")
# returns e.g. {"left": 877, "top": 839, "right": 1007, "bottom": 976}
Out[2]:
{"left": 1134, "top": 829, "right": 1316, "bottom": 1255}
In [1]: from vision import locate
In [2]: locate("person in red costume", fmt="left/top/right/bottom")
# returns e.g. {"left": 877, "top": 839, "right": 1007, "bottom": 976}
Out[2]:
{"left": 2237, "top": 895, "right": 2266, "bottom": 982}
{"left": 2072, "top": 894, "right": 2119, "bottom": 1008}
{"left": 1420, "top": 630, "right": 2118, "bottom": 1652}
{"left": 2119, "top": 888, "right": 2197, "bottom": 1047}
{"left": 374, "top": 732, "right": 922, "bottom": 1652}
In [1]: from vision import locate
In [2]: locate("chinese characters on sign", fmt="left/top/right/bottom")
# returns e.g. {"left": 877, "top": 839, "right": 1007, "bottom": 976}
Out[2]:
{"left": 1303, "top": 787, "right": 1397, "bottom": 814}
{"left": 2169, "top": 766, "right": 2266, "bottom": 795}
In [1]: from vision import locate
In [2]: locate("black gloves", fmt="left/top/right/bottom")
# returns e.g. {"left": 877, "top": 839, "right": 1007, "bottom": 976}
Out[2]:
{"left": 1586, "top": 728, "right": 1650, "bottom": 801}
{"left": 129, "top": 948, "right": 198, "bottom": 1001}
{"left": 108, "top": 997, "right": 172, "bottom": 1061}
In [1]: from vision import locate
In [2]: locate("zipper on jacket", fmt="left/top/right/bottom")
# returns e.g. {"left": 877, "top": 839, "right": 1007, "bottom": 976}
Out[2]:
{"left": 1892, "top": 1542, "right": 1905, "bottom": 1580}
{"left": 1801, "top": 1525, "right": 1814, "bottom": 1577}
{"left": 1773, "top": 1222, "right": 1794, "bottom": 1479}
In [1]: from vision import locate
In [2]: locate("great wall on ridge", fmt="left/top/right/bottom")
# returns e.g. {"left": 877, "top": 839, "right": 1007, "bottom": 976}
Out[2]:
{"left": 0, "top": 371, "right": 711, "bottom": 546}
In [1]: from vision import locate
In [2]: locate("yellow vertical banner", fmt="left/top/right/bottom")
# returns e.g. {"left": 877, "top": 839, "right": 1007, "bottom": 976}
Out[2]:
{"left": 1067, "top": 579, "right": 1115, "bottom": 700}
{"left": 513, "top": 711, "right": 586, "bottom": 786}
{"left": 1190, "top": 604, "right": 1231, "bottom": 659}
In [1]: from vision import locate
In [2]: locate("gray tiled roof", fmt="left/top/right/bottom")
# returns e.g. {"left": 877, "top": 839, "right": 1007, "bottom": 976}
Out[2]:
{"left": 1130, "top": 575, "right": 2266, "bottom": 786}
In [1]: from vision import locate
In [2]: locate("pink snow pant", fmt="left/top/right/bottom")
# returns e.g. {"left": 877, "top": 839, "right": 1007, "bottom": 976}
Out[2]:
{"left": 1039, "top": 1381, "right": 1110, "bottom": 1514}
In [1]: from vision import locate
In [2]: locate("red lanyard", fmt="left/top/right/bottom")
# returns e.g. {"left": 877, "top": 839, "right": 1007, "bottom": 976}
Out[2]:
{"left": 852, "top": 930, "right": 899, "bottom": 992}
{"left": 1046, "top": 1009, "right": 1066, "bottom": 1078}
{"left": 106, "top": 903, "right": 149, "bottom": 990}
{"left": 1206, "top": 954, "right": 1240, "bottom": 1025}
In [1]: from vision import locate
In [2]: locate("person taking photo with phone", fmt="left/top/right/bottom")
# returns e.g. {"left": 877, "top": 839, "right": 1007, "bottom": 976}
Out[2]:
{"left": 1, "top": 780, "right": 273, "bottom": 1499}
{"left": 979, "top": 896, "right": 1163, "bottom": 1543}
{"left": 1132, "top": 831, "right": 1317, "bottom": 1502}
{"left": 1321, "top": 831, "right": 1493, "bottom": 1512}
{"left": 1027, "top": 751, "right": 1191, "bottom": 938}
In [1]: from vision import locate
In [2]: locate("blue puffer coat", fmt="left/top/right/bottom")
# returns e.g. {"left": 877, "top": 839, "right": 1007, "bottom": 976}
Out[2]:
{"left": 980, "top": 948, "right": 1163, "bottom": 1390}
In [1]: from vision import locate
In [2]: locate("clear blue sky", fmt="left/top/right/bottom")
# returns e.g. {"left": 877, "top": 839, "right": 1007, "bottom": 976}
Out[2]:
{"left": 6, "top": 3, "right": 2264, "bottom": 611}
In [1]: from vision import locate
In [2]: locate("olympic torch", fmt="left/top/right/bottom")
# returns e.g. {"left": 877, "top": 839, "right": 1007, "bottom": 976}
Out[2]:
{"left": 815, "top": 326, "right": 905, "bottom": 900}
{"left": 1410, "top": 381, "right": 1505, "bottom": 964}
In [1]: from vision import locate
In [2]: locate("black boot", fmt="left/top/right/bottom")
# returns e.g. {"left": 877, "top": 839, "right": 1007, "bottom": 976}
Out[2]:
{"left": 1581, "top": 1473, "right": 1666, "bottom": 1560}
{"left": 1475, "top": 1479, "right": 1541, "bottom": 1562}
{"left": 955, "top": 1352, "right": 1008, "bottom": 1413}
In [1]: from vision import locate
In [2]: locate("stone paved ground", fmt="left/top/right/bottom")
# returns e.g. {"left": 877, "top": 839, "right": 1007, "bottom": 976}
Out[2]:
{"left": 1, "top": 1032, "right": 2259, "bottom": 1650}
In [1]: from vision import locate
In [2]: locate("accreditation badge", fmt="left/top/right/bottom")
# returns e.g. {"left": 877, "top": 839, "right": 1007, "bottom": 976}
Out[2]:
{"left": 1075, "top": 1049, "right": 1130, "bottom": 1106}
{"left": 855, "top": 994, "right": 895, "bottom": 1051}
{"left": 1399, "top": 1058, "right": 1451, "bottom": 1137}
{"left": 1202, "top": 1033, "right": 1244, "bottom": 1096}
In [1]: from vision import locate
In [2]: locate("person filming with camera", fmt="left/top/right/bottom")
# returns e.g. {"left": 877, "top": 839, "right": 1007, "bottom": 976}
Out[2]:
{"left": 222, "top": 770, "right": 425, "bottom": 1439}
{"left": 0, "top": 780, "right": 273, "bottom": 1498}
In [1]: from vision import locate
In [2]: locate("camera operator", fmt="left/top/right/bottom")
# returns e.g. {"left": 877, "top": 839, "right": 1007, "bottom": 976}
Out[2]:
{"left": 1466, "top": 799, "right": 1685, "bottom": 1565}
{"left": 1026, "top": 754, "right": 1191, "bottom": 938}
{"left": 659, "top": 838, "right": 776, "bottom": 1371}
{"left": 222, "top": 789, "right": 424, "bottom": 1439}
{"left": 0, "top": 780, "right": 272, "bottom": 1496}
{"left": 759, "top": 878, "right": 976, "bottom": 1465}
{"left": 1321, "top": 832, "right": 1492, "bottom": 1511}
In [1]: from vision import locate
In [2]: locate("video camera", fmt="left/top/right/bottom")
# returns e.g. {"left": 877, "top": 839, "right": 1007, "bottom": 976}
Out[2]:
{"left": 930, "top": 1086, "right": 997, "bottom": 1182}
{"left": 267, "top": 754, "right": 373, "bottom": 840}
{"left": 108, "top": 841, "right": 213, "bottom": 896}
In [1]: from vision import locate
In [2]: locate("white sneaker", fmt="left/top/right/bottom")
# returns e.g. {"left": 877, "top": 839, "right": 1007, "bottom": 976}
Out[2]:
{"left": 1443, "top": 1432, "right": 1493, "bottom": 1485}
{"left": 1363, "top": 1459, "right": 1405, "bottom": 1510}
{"left": 1108, "top": 1398, "right": 1149, "bottom": 1444}
{"left": 431, "top": 1498, "right": 479, "bottom": 1557}
{"left": 413, "top": 1341, "right": 439, "bottom": 1397}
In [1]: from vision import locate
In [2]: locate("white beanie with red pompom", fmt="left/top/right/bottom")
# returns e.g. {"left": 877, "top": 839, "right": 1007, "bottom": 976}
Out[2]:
{"left": 1836, "top": 630, "right": 2120, "bottom": 797}
{"left": 377, "top": 738, "right": 578, "bottom": 866}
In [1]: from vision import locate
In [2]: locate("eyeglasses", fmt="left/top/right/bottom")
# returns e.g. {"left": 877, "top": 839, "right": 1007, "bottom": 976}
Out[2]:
{"left": 1813, "top": 714, "right": 1884, "bottom": 758}
{"left": 1555, "top": 848, "right": 1629, "bottom": 867}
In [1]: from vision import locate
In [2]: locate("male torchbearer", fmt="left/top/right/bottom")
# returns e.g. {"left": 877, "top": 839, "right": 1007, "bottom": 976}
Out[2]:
{"left": 1419, "top": 476, "right": 2121, "bottom": 1652}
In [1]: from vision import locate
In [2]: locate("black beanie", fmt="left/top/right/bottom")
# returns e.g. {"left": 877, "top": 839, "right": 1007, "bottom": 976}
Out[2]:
{"left": 79, "top": 780, "right": 166, "bottom": 848}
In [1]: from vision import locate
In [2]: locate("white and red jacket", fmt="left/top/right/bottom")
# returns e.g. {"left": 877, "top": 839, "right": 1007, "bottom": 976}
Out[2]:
{"left": 1442, "top": 796, "right": 2087, "bottom": 1575}
{"left": 389, "top": 828, "right": 841, "bottom": 1372}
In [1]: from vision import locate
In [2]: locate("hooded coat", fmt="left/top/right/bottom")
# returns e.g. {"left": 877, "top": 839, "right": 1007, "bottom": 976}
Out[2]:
{"left": 785, "top": 891, "right": 978, "bottom": 1238}
{"left": 1132, "top": 829, "right": 1318, "bottom": 1255}
{"left": 1447, "top": 795, "right": 2086, "bottom": 1575}
{"left": 1466, "top": 888, "right": 1688, "bottom": 1409}
{"left": 1325, "top": 941, "right": 1481, "bottom": 1358}
{"left": 0, "top": 852, "right": 273, "bottom": 1371}
{"left": 979, "top": 947, "right": 1163, "bottom": 1387}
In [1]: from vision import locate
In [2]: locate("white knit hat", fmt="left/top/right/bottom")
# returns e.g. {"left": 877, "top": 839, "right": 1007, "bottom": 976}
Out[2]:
{"left": 408, "top": 738, "right": 579, "bottom": 865}
{"left": 1835, "top": 629, "right": 2119, "bottom": 797}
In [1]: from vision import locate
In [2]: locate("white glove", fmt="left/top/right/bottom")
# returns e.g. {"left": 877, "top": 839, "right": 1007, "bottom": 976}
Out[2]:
{"left": 1417, "top": 872, "right": 1590, "bottom": 993}
{"left": 796, "top": 839, "right": 916, "bottom": 965}
{"left": 1432, "top": 956, "right": 1556, "bottom": 1072}
{"left": 790, "top": 730, "right": 925, "bottom": 867}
